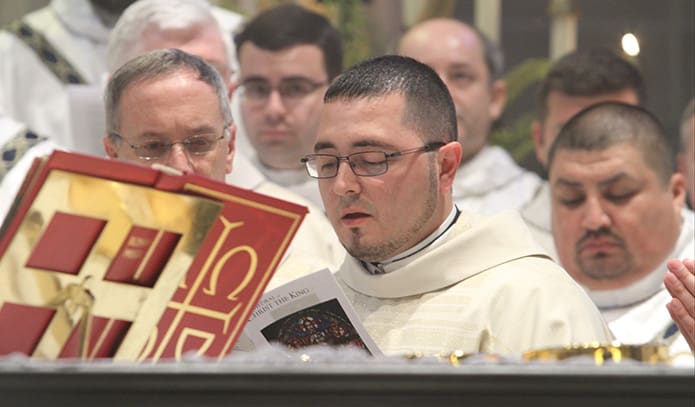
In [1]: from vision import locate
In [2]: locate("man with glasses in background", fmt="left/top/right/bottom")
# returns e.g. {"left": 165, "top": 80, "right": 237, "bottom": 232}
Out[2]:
{"left": 103, "top": 48, "right": 342, "bottom": 287}
{"left": 103, "top": 48, "right": 234, "bottom": 181}
{"left": 101, "top": 0, "right": 344, "bottom": 277}
{"left": 304, "top": 54, "right": 611, "bottom": 356}
{"left": 0, "top": 0, "right": 345, "bottom": 279}
{"left": 234, "top": 4, "right": 342, "bottom": 208}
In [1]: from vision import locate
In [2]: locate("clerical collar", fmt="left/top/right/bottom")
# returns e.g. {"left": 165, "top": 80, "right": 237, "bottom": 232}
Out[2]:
{"left": 361, "top": 206, "right": 461, "bottom": 275}
{"left": 256, "top": 157, "right": 310, "bottom": 187}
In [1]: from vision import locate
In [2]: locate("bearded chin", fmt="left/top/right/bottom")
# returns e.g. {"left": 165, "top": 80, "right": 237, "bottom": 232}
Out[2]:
{"left": 576, "top": 252, "right": 632, "bottom": 281}
{"left": 344, "top": 229, "right": 407, "bottom": 264}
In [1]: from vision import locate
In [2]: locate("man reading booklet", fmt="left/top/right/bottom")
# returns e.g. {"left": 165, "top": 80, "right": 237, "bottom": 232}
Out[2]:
{"left": 305, "top": 55, "right": 613, "bottom": 356}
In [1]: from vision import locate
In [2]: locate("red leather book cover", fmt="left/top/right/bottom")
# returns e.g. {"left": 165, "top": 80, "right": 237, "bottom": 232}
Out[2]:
{"left": 0, "top": 151, "right": 222, "bottom": 360}
{"left": 0, "top": 151, "right": 308, "bottom": 362}
{"left": 0, "top": 150, "right": 161, "bottom": 256}
{"left": 138, "top": 172, "right": 308, "bottom": 361}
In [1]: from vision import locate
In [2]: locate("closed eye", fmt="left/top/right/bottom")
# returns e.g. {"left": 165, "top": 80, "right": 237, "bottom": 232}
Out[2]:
{"left": 605, "top": 191, "right": 637, "bottom": 204}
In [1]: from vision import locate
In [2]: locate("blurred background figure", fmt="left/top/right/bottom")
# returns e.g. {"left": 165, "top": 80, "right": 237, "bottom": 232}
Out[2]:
{"left": 548, "top": 102, "right": 693, "bottom": 356}
{"left": 103, "top": 0, "right": 344, "bottom": 274}
{"left": 521, "top": 48, "right": 645, "bottom": 258}
{"left": 0, "top": 0, "right": 243, "bottom": 216}
{"left": 399, "top": 18, "right": 541, "bottom": 214}
{"left": 0, "top": 0, "right": 242, "bottom": 158}
{"left": 0, "top": 0, "right": 136, "bottom": 182}
{"left": 677, "top": 99, "right": 694, "bottom": 209}
{"left": 0, "top": 0, "right": 136, "bottom": 156}
{"left": 0, "top": 0, "right": 345, "bottom": 275}
{"left": 234, "top": 4, "right": 343, "bottom": 208}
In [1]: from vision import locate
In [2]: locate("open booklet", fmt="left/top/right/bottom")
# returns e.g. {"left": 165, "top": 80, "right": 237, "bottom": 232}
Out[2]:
{"left": 233, "top": 269, "right": 382, "bottom": 356}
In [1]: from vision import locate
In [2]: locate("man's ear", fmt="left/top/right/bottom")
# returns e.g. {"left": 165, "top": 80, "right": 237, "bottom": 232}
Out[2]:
{"left": 669, "top": 171, "right": 686, "bottom": 211}
{"left": 227, "top": 77, "right": 238, "bottom": 100}
{"left": 103, "top": 135, "right": 118, "bottom": 159}
{"left": 531, "top": 120, "right": 547, "bottom": 167}
{"left": 225, "top": 123, "right": 237, "bottom": 174}
{"left": 489, "top": 79, "right": 507, "bottom": 121}
{"left": 438, "top": 141, "right": 462, "bottom": 193}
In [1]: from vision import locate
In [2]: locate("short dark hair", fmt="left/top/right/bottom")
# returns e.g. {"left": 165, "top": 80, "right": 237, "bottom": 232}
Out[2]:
{"left": 547, "top": 101, "right": 674, "bottom": 185}
{"left": 536, "top": 47, "right": 646, "bottom": 121}
{"left": 235, "top": 4, "right": 343, "bottom": 80}
{"left": 325, "top": 55, "right": 457, "bottom": 144}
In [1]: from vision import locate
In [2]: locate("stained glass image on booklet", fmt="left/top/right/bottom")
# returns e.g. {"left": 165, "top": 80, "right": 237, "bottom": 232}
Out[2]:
{"left": 0, "top": 151, "right": 308, "bottom": 362}
{"left": 235, "top": 269, "right": 381, "bottom": 356}
{"left": 261, "top": 298, "right": 371, "bottom": 354}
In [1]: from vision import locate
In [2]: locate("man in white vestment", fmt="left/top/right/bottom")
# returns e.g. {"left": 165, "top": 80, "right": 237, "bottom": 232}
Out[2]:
{"left": 102, "top": 0, "right": 343, "bottom": 274}
{"left": 0, "top": 0, "right": 242, "bottom": 159}
{"left": 1, "top": 0, "right": 344, "bottom": 274}
{"left": 0, "top": 101, "right": 50, "bottom": 182}
{"left": 304, "top": 55, "right": 612, "bottom": 357}
{"left": 103, "top": 49, "right": 343, "bottom": 282}
{"left": 0, "top": 0, "right": 130, "bottom": 155}
{"left": 547, "top": 101, "right": 694, "bottom": 356}
{"left": 233, "top": 4, "right": 343, "bottom": 208}
{"left": 520, "top": 48, "right": 645, "bottom": 259}
{"left": 398, "top": 19, "right": 540, "bottom": 214}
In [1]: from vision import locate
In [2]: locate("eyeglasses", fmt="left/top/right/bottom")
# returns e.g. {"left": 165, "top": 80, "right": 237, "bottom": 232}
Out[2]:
{"left": 301, "top": 142, "right": 447, "bottom": 179}
{"left": 110, "top": 132, "right": 226, "bottom": 160}
{"left": 239, "top": 78, "right": 327, "bottom": 107}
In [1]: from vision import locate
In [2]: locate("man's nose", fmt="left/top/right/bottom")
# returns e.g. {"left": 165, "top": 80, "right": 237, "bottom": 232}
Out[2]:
{"left": 581, "top": 197, "right": 611, "bottom": 231}
{"left": 331, "top": 159, "right": 361, "bottom": 197}
{"left": 264, "top": 89, "right": 287, "bottom": 119}
{"left": 163, "top": 143, "right": 194, "bottom": 174}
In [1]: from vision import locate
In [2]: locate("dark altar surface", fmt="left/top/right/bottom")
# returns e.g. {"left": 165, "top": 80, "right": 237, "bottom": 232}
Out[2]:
{"left": 1, "top": 357, "right": 693, "bottom": 407}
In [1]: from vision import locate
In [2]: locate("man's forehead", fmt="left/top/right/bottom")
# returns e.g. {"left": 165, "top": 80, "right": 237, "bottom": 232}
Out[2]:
{"left": 142, "top": 25, "right": 226, "bottom": 55}
{"left": 402, "top": 20, "right": 481, "bottom": 50}
{"left": 316, "top": 95, "right": 408, "bottom": 141}
{"left": 550, "top": 145, "right": 647, "bottom": 180}
{"left": 123, "top": 69, "right": 211, "bottom": 96}
{"left": 402, "top": 33, "right": 484, "bottom": 70}
{"left": 314, "top": 138, "right": 396, "bottom": 152}
{"left": 238, "top": 43, "right": 326, "bottom": 77}
{"left": 545, "top": 89, "right": 640, "bottom": 122}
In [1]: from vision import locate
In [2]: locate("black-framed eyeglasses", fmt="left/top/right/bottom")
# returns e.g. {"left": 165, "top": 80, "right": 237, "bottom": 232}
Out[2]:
{"left": 301, "top": 142, "right": 447, "bottom": 179}
{"left": 110, "top": 132, "right": 226, "bottom": 161}
{"left": 239, "top": 78, "right": 327, "bottom": 107}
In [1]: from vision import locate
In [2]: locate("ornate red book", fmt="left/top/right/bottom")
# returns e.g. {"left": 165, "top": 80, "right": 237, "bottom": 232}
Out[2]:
{"left": 0, "top": 151, "right": 307, "bottom": 361}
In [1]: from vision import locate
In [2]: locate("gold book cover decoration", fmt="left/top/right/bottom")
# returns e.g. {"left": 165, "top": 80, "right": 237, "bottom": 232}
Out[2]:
{"left": 0, "top": 151, "right": 307, "bottom": 361}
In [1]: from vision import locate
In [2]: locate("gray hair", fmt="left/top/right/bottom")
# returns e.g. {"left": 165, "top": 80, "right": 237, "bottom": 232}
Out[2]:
{"left": 106, "top": 0, "right": 233, "bottom": 77}
{"left": 680, "top": 98, "right": 695, "bottom": 151}
{"left": 105, "top": 48, "right": 233, "bottom": 140}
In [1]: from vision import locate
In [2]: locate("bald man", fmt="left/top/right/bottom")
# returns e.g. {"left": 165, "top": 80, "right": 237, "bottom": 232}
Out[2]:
{"left": 399, "top": 19, "right": 541, "bottom": 214}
